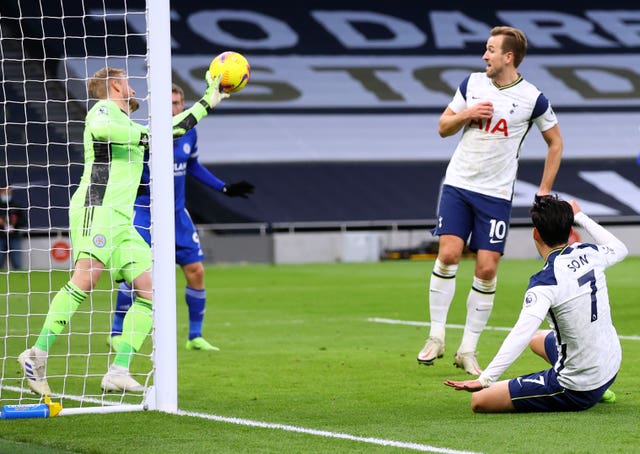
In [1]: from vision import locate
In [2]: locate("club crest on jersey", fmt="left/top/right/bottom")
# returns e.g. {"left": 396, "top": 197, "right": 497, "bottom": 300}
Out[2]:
{"left": 524, "top": 292, "right": 537, "bottom": 308}
{"left": 97, "top": 107, "right": 108, "bottom": 115}
{"left": 182, "top": 143, "right": 191, "bottom": 155}
{"left": 468, "top": 117, "right": 508, "bottom": 136}
{"left": 93, "top": 234, "right": 107, "bottom": 248}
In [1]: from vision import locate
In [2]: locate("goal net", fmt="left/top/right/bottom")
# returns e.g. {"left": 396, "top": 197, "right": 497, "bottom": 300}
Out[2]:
{"left": 0, "top": 0, "right": 176, "bottom": 415}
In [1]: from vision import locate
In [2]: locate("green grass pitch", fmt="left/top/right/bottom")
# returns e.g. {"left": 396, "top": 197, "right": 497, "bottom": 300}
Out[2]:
{"left": 1, "top": 258, "right": 639, "bottom": 453}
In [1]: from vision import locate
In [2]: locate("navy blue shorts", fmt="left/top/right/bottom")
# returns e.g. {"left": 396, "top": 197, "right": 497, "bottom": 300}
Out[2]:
{"left": 432, "top": 185, "right": 512, "bottom": 253}
{"left": 133, "top": 206, "right": 204, "bottom": 266}
{"left": 508, "top": 332, "right": 616, "bottom": 412}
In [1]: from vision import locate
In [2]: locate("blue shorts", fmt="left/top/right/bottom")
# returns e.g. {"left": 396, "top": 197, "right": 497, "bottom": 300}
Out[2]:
{"left": 508, "top": 332, "right": 616, "bottom": 412}
{"left": 133, "top": 206, "right": 204, "bottom": 266}
{"left": 432, "top": 185, "right": 512, "bottom": 253}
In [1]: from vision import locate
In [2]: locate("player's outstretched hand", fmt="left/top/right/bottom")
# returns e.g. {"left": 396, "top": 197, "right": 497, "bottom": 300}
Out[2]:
{"left": 223, "top": 180, "right": 255, "bottom": 198}
{"left": 202, "top": 72, "right": 230, "bottom": 109}
{"left": 444, "top": 379, "right": 483, "bottom": 392}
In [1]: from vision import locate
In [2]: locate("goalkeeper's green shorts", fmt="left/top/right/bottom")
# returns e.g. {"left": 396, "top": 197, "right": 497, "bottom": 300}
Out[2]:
{"left": 69, "top": 206, "right": 152, "bottom": 283}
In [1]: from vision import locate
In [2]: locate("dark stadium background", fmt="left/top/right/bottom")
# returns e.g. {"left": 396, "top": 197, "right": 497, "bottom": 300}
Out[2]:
{"left": 1, "top": 0, "right": 639, "bottom": 231}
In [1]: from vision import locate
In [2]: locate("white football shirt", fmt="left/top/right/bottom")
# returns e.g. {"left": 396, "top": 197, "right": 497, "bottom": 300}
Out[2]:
{"left": 479, "top": 212, "right": 628, "bottom": 391}
{"left": 444, "top": 72, "right": 558, "bottom": 200}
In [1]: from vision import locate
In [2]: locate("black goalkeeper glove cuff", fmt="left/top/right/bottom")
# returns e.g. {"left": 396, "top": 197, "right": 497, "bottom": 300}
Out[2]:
{"left": 222, "top": 180, "right": 255, "bottom": 198}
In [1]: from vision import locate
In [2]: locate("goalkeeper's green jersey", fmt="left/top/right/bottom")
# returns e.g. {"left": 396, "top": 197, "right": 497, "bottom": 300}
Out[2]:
{"left": 71, "top": 100, "right": 149, "bottom": 219}
{"left": 71, "top": 93, "right": 209, "bottom": 219}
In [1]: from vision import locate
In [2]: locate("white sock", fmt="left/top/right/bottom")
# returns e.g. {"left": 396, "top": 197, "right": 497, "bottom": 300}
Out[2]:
{"left": 428, "top": 259, "right": 458, "bottom": 341}
{"left": 459, "top": 275, "right": 496, "bottom": 353}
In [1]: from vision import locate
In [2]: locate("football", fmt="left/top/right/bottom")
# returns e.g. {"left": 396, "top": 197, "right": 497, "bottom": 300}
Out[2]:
{"left": 208, "top": 51, "right": 251, "bottom": 93}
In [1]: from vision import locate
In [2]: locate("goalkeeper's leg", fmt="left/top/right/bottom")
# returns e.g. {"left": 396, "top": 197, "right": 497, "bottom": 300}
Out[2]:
{"left": 20, "top": 257, "right": 102, "bottom": 395}
{"left": 102, "top": 269, "right": 153, "bottom": 393}
{"left": 108, "top": 282, "right": 135, "bottom": 349}
{"left": 101, "top": 296, "right": 152, "bottom": 392}
{"left": 109, "top": 206, "right": 150, "bottom": 349}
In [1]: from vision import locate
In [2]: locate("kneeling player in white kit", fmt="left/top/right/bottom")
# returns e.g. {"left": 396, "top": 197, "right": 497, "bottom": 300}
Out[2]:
{"left": 444, "top": 195, "right": 627, "bottom": 412}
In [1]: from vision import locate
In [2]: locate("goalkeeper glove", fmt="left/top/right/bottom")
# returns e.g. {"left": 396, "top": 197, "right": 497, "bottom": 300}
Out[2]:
{"left": 201, "top": 72, "right": 230, "bottom": 110}
{"left": 222, "top": 180, "right": 255, "bottom": 198}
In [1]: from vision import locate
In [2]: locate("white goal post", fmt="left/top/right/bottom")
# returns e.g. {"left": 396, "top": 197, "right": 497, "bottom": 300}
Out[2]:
{"left": 0, "top": 0, "right": 177, "bottom": 415}
{"left": 147, "top": 0, "right": 178, "bottom": 413}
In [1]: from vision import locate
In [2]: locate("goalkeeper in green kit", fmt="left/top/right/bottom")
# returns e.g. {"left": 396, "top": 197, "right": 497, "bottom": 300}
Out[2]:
{"left": 18, "top": 67, "right": 228, "bottom": 394}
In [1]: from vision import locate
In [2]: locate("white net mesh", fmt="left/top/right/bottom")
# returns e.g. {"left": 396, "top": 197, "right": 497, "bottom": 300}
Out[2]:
{"left": 1, "top": 0, "right": 155, "bottom": 412}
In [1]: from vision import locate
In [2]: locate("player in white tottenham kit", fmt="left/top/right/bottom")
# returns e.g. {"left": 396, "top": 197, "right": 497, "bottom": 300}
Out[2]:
{"left": 444, "top": 195, "right": 627, "bottom": 412}
{"left": 417, "top": 26, "right": 563, "bottom": 374}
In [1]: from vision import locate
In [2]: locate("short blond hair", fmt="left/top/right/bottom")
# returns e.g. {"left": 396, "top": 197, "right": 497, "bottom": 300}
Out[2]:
{"left": 171, "top": 83, "right": 184, "bottom": 100}
{"left": 490, "top": 26, "right": 527, "bottom": 68}
{"left": 87, "top": 67, "right": 126, "bottom": 99}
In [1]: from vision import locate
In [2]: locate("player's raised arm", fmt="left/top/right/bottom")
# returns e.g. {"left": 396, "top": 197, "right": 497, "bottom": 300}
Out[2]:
{"left": 89, "top": 102, "right": 149, "bottom": 145}
{"left": 172, "top": 73, "right": 229, "bottom": 138}
{"left": 570, "top": 200, "right": 628, "bottom": 263}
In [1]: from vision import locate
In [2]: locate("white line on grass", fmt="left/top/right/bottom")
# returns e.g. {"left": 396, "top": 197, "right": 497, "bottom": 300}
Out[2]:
{"left": 1, "top": 384, "right": 478, "bottom": 453}
{"left": 367, "top": 317, "right": 640, "bottom": 341}
{"left": 177, "top": 410, "right": 482, "bottom": 454}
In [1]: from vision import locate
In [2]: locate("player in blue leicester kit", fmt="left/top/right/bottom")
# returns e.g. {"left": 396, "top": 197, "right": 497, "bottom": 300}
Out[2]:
{"left": 417, "top": 26, "right": 564, "bottom": 374}
{"left": 444, "top": 195, "right": 626, "bottom": 412}
{"left": 108, "top": 83, "right": 254, "bottom": 352}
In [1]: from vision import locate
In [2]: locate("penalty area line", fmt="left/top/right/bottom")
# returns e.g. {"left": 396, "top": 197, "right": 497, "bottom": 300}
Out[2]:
{"left": 176, "top": 410, "right": 482, "bottom": 454}
{"left": 367, "top": 317, "right": 640, "bottom": 341}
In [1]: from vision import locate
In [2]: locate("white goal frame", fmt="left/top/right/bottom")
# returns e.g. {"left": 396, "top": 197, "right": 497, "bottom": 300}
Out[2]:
{"left": 146, "top": 0, "right": 178, "bottom": 414}
{"left": 61, "top": 0, "right": 177, "bottom": 417}
{"left": 0, "top": 0, "right": 178, "bottom": 416}
{"left": 58, "top": 0, "right": 178, "bottom": 416}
